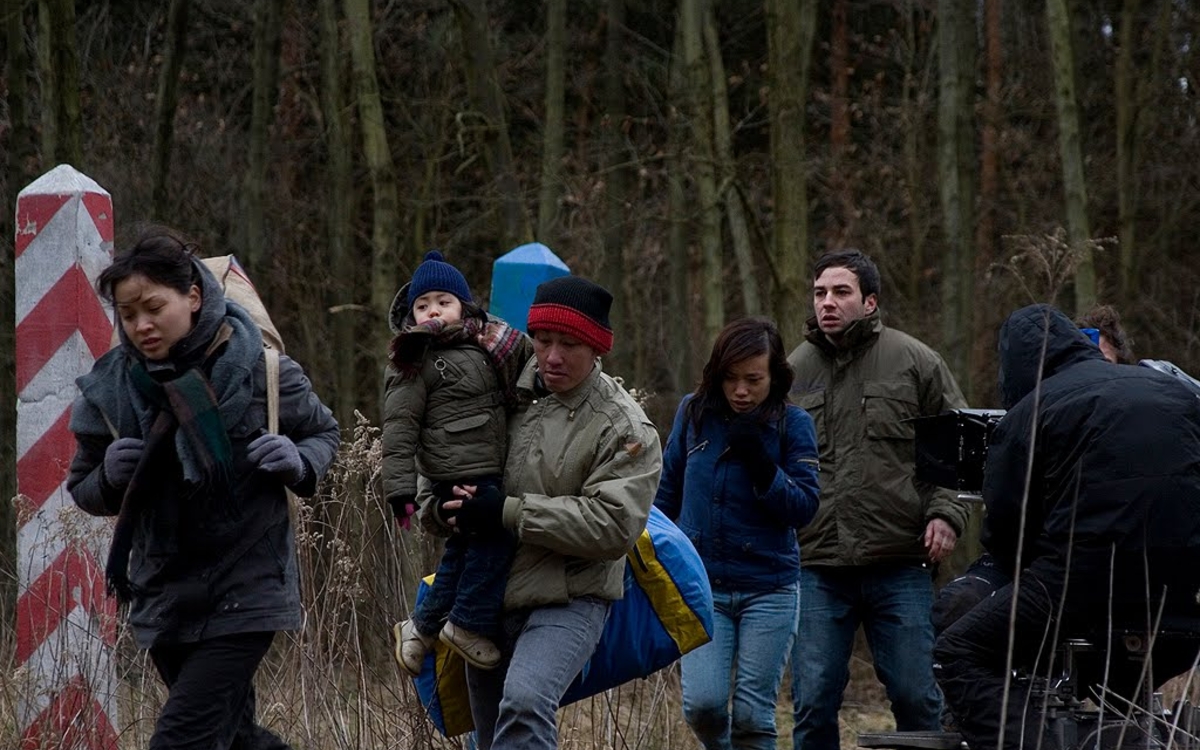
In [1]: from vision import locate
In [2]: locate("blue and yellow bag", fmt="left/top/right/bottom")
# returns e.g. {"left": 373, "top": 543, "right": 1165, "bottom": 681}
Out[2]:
{"left": 411, "top": 505, "right": 713, "bottom": 737}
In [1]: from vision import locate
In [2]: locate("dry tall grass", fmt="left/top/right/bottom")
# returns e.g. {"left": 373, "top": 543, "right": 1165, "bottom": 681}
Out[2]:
{"left": 1, "top": 412, "right": 696, "bottom": 749}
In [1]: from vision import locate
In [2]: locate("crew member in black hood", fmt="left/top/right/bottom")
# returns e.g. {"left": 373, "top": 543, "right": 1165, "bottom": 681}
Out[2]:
{"left": 934, "top": 303, "right": 1200, "bottom": 750}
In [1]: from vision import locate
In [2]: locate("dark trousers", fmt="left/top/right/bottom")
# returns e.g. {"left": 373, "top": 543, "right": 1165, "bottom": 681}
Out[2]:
{"left": 413, "top": 478, "right": 516, "bottom": 637}
{"left": 149, "top": 631, "right": 291, "bottom": 750}
{"left": 934, "top": 570, "right": 1200, "bottom": 750}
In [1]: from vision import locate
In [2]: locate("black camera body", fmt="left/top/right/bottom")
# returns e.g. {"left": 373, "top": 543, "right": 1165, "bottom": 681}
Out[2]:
{"left": 911, "top": 408, "right": 1006, "bottom": 493}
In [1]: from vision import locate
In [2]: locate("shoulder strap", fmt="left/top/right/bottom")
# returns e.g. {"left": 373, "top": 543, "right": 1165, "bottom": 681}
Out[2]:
{"left": 101, "top": 409, "right": 119, "bottom": 440}
{"left": 262, "top": 347, "right": 298, "bottom": 532}
{"left": 265, "top": 348, "right": 280, "bottom": 434}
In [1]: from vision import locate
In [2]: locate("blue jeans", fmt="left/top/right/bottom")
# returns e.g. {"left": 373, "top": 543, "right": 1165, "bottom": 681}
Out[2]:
{"left": 682, "top": 583, "right": 799, "bottom": 750}
{"left": 791, "top": 565, "right": 942, "bottom": 750}
{"left": 465, "top": 596, "right": 609, "bottom": 750}
{"left": 413, "top": 477, "right": 515, "bottom": 637}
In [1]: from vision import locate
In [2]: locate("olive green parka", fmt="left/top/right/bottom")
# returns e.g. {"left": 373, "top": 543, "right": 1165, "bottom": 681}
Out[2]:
{"left": 788, "top": 311, "right": 969, "bottom": 568}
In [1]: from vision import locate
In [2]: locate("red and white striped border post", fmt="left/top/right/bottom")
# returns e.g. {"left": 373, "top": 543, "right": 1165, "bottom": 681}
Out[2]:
{"left": 15, "top": 165, "right": 119, "bottom": 750}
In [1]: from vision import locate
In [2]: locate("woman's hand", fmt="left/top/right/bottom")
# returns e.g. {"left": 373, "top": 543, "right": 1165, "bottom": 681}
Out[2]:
{"left": 103, "top": 437, "right": 145, "bottom": 487}
{"left": 727, "top": 417, "right": 776, "bottom": 490}
{"left": 248, "top": 433, "right": 307, "bottom": 485}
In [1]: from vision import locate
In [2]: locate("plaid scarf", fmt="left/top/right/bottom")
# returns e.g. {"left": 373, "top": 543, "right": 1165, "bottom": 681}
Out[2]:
{"left": 105, "top": 364, "right": 232, "bottom": 603}
{"left": 390, "top": 316, "right": 529, "bottom": 407}
{"left": 477, "top": 318, "right": 528, "bottom": 409}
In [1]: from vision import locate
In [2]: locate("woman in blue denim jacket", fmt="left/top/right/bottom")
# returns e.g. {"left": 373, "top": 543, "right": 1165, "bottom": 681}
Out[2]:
{"left": 655, "top": 316, "right": 821, "bottom": 750}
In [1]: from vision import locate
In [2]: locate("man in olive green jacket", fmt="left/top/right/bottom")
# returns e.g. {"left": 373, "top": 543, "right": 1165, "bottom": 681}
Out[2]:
{"left": 434, "top": 275, "right": 662, "bottom": 750}
{"left": 787, "top": 250, "right": 968, "bottom": 750}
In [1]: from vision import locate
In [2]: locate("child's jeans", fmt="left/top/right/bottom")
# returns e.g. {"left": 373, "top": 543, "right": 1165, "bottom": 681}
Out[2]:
{"left": 413, "top": 476, "right": 515, "bottom": 637}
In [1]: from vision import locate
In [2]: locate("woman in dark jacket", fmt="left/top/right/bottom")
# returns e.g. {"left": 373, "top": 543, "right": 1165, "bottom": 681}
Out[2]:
{"left": 654, "top": 316, "right": 820, "bottom": 750}
{"left": 67, "top": 229, "right": 340, "bottom": 750}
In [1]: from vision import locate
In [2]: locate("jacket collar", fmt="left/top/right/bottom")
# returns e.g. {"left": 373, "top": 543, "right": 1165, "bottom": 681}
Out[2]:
{"left": 804, "top": 309, "right": 883, "bottom": 356}
{"left": 516, "top": 356, "right": 603, "bottom": 409}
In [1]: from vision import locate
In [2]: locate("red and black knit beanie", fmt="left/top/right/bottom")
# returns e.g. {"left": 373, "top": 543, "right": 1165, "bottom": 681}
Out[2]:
{"left": 526, "top": 276, "right": 614, "bottom": 355}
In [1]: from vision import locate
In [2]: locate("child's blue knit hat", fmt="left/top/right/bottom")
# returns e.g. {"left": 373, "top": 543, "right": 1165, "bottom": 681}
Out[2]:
{"left": 408, "top": 250, "right": 472, "bottom": 305}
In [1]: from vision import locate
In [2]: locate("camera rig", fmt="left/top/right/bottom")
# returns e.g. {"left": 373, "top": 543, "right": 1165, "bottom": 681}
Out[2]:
{"left": 911, "top": 408, "right": 1007, "bottom": 497}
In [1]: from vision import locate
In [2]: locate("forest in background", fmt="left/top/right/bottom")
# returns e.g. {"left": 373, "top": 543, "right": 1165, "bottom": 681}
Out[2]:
{"left": 1, "top": 0, "right": 1199, "bottom": 626}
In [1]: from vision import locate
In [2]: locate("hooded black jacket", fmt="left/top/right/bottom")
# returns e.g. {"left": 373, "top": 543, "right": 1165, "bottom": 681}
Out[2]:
{"left": 982, "top": 304, "right": 1200, "bottom": 613}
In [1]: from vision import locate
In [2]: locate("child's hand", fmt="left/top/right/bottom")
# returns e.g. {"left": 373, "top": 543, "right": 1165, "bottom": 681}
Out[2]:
{"left": 387, "top": 494, "right": 418, "bottom": 530}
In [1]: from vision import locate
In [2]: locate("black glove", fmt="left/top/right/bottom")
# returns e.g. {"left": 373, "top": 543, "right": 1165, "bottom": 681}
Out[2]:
{"left": 456, "top": 484, "right": 505, "bottom": 536}
{"left": 387, "top": 494, "right": 418, "bottom": 530}
{"left": 727, "top": 416, "right": 777, "bottom": 491}
{"left": 392, "top": 329, "right": 433, "bottom": 368}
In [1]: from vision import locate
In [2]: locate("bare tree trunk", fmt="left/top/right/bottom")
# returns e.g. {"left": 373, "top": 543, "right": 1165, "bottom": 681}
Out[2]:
{"left": 937, "top": 0, "right": 976, "bottom": 395}
{"left": 1115, "top": 0, "right": 1140, "bottom": 304}
{"left": 151, "top": 0, "right": 189, "bottom": 220}
{"left": 977, "top": 0, "right": 1001, "bottom": 281}
{"left": 345, "top": 0, "right": 400, "bottom": 400}
{"left": 319, "top": 0, "right": 358, "bottom": 427}
{"left": 666, "top": 18, "right": 693, "bottom": 394}
{"left": 0, "top": 0, "right": 31, "bottom": 634}
{"left": 971, "top": 0, "right": 1003, "bottom": 413}
{"left": 1046, "top": 0, "right": 1095, "bottom": 313}
{"left": 766, "top": 0, "right": 818, "bottom": 351}
{"left": 828, "top": 0, "right": 852, "bottom": 244}
{"left": 1134, "top": 0, "right": 1174, "bottom": 284}
{"left": 37, "top": 0, "right": 81, "bottom": 166}
{"left": 901, "top": 3, "right": 935, "bottom": 304}
{"left": 241, "top": 0, "right": 284, "bottom": 278}
{"left": 36, "top": 0, "right": 53, "bottom": 161}
{"left": 449, "top": 0, "right": 531, "bottom": 249}
{"left": 537, "top": 0, "right": 566, "bottom": 246}
{"left": 681, "top": 0, "right": 723, "bottom": 343}
{"left": 600, "top": 0, "right": 631, "bottom": 375}
{"left": 704, "top": 8, "right": 759, "bottom": 316}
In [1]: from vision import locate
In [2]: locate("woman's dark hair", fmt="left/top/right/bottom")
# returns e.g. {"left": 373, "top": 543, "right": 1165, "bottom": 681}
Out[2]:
{"left": 97, "top": 228, "right": 201, "bottom": 302}
{"left": 686, "top": 316, "right": 794, "bottom": 429}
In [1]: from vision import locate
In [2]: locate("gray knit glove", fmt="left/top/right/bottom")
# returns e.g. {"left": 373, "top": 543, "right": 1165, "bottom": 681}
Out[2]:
{"left": 248, "top": 433, "right": 307, "bottom": 485}
{"left": 103, "top": 437, "right": 145, "bottom": 487}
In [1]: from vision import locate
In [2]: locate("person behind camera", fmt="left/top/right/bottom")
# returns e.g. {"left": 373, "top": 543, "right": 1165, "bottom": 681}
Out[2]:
{"left": 934, "top": 303, "right": 1200, "bottom": 750}
{"left": 787, "top": 249, "right": 969, "bottom": 750}
{"left": 436, "top": 275, "right": 662, "bottom": 750}
{"left": 655, "top": 316, "right": 821, "bottom": 750}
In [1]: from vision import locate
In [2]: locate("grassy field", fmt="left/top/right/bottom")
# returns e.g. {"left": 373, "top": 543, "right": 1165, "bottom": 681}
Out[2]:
{"left": 0, "top": 629, "right": 891, "bottom": 750}
{"left": 9, "top": 416, "right": 1196, "bottom": 749}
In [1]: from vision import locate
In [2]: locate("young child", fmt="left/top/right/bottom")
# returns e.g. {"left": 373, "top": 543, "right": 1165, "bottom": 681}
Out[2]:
{"left": 381, "top": 250, "right": 532, "bottom": 675}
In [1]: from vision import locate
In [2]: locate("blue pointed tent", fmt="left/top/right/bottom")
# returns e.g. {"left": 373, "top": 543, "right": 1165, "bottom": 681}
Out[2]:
{"left": 488, "top": 243, "right": 570, "bottom": 332}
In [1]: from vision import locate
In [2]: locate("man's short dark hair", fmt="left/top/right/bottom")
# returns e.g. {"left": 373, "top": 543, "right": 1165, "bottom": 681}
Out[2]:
{"left": 813, "top": 249, "right": 881, "bottom": 300}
